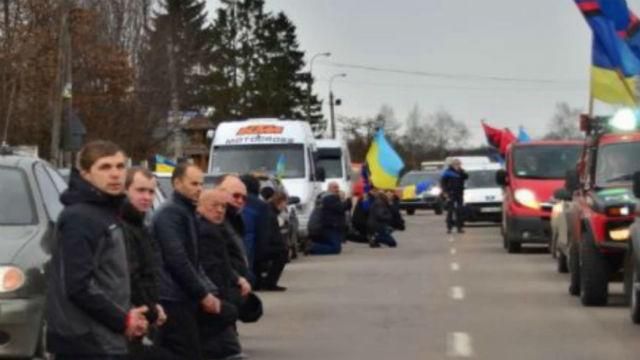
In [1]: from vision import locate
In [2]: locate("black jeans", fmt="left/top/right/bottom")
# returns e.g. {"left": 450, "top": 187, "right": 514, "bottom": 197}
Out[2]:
{"left": 446, "top": 195, "right": 464, "bottom": 230}
{"left": 200, "top": 324, "right": 242, "bottom": 359}
{"left": 157, "top": 301, "right": 203, "bottom": 360}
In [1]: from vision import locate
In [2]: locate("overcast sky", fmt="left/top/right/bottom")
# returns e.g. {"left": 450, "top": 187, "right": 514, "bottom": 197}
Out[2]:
{"left": 206, "top": 0, "right": 640, "bottom": 144}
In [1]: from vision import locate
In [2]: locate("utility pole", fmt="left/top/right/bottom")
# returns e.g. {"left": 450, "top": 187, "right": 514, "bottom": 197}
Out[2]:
{"left": 50, "top": 0, "right": 72, "bottom": 165}
{"left": 329, "top": 73, "right": 346, "bottom": 139}
{"left": 306, "top": 52, "right": 330, "bottom": 123}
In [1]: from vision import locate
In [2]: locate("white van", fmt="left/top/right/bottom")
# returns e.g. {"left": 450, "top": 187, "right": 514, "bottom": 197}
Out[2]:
{"left": 445, "top": 156, "right": 492, "bottom": 168}
{"left": 463, "top": 162, "right": 503, "bottom": 223}
{"left": 316, "top": 139, "right": 353, "bottom": 198}
{"left": 208, "top": 119, "right": 323, "bottom": 237}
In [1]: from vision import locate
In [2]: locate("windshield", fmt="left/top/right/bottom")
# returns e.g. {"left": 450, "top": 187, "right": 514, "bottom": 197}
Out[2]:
{"left": 317, "top": 157, "right": 342, "bottom": 178}
{"left": 466, "top": 170, "right": 499, "bottom": 189}
{"left": 400, "top": 172, "right": 440, "bottom": 186}
{"left": 211, "top": 144, "right": 306, "bottom": 179}
{"left": 0, "top": 168, "right": 36, "bottom": 225}
{"left": 595, "top": 141, "right": 640, "bottom": 186}
{"left": 513, "top": 145, "right": 581, "bottom": 179}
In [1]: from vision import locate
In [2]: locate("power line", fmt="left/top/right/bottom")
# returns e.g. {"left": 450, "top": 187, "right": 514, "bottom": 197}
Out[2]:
{"left": 316, "top": 60, "right": 586, "bottom": 85}
{"left": 315, "top": 77, "right": 586, "bottom": 93}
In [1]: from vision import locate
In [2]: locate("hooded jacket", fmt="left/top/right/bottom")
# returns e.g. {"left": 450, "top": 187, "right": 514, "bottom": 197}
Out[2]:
{"left": 46, "top": 170, "right": 130, "bottom": 355}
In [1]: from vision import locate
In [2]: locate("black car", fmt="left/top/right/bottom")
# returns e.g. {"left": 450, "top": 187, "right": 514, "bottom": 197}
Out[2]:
{"left": 0, "top": 146, "right": 67, "bottom": 358}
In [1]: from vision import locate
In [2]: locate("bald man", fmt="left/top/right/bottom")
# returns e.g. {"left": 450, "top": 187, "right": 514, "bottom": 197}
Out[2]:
{"left": 196, "top": 189, "right": 250, "bottom": 359}
{"left": 215, "top": 175, "right": 252, "bottom": 283}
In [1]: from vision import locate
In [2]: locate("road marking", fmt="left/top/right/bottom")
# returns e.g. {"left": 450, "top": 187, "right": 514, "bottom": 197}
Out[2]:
{"left": 450, "top": 248, "right": 457, "bottom": 255}
{"left": 450, "top": 262, "right": 460, "bottom": 271}
{"left": 447, "top": 332, "right": 474, "bottom": 357}
{"left": 450, "top": 286, "right": 465, "bottom": 300}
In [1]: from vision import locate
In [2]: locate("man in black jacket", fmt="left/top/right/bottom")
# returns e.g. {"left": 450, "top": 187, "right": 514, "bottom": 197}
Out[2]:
{"left": 310, "top": 182, "right": 349, "bottom": 255}
{"left": 217, "top": 175, "right": 252, "bottom": 280}
{"left": 47, "top": 140, "right": 149, "bottom": 359}
{"left": 197, "top": 188, "right": 251, "bottom": 360}
{"left": 153, "top": 163, "right": 221, "bottom": 360}
{"left": 121, "top": 167, "right": 176, "bottom": 359}
{"left": 441, "top": 159, "right": 469, "bottom": 234}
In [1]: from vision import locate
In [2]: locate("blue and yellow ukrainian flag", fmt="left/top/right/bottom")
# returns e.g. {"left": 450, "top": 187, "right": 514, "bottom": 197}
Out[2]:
{"left": 575, "top": 0, "right": 640, "bottom": 105}
{"left": 155, "top": 155, "right": 176, "bottom": 173}
{"left": 365, "top": 129, "right": 404, "bottom": 190}
{"left": 402, "top": 180, "right": 433, "bottom": 200}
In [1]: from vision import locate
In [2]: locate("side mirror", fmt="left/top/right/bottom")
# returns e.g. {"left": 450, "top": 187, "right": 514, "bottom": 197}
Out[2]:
{"left": 565, "top": 169, "right": 579, "bottom": 193}
{"left": 554, "top": 188, "right": 572, "bottom": 201}
{"left": 287, "top": 196, "right": 301, "bottom": 205}
{"left": 633, "top": 171, "right": 640, "bottom": 198}
{"left": 496, "top": 169, "right": 508, "bottom": 187}
{"left": 315, "top": 167, "right": 326, "bottom": 182}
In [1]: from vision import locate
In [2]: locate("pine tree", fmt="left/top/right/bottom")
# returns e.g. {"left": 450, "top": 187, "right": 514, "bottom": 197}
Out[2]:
{"left": 207, "top": 0, "right": 322, "bottom": 124}
{"left": 138, "top": 0, "right": 212, "bottom": 114}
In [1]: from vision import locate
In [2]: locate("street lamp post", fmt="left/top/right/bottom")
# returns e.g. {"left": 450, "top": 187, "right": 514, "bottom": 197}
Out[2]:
{"left": 329, "top": 73, "right": 347, "bottom": 139}
{"left": 306, "top": 52, "right": 331, "bottom": 123}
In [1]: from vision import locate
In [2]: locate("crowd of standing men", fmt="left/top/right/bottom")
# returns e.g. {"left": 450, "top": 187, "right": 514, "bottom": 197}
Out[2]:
{"left": 45, "top": 140, "right": 289, "bottom": 360}
{"left": 43, "top": 139, "right": 409, "bottom": 360}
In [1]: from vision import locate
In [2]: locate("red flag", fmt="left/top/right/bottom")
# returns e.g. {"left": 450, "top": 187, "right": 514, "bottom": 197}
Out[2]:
{"left": 481, "top": 121, "right": 502, "bottom": 148}
{"left": 499, "top": 129, "right": 517, "bottom": 155}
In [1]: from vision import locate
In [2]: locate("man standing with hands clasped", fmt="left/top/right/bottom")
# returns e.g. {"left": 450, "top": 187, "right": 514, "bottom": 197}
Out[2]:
{"left": 153, "top": 162, "right": 221, "bottom": 360}
{"left": 441, "top": 158, "right": 468, "bottom": 234}
{"left": 46, "top": 140, "right": 149, "bottom": 359}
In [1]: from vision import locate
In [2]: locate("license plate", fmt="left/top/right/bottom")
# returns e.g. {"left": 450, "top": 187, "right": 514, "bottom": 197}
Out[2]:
{"left": 480, "top": 207, "right": 501, "bottom": 213}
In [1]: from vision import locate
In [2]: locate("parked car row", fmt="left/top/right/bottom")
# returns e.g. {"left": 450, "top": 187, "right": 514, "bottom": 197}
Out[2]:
{"left": 501, "top": 111, "right": 640, "bottom": 325}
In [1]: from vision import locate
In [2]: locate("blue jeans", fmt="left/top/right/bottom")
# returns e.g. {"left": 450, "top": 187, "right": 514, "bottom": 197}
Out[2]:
{"left": 310, "top": 229, "right": 343, "bottom": 255}
{"left": 375, "top": 227, "right": 397, "bottom": 247}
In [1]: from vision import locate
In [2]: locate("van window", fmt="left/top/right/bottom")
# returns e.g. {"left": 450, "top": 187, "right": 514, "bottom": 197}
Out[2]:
{"left": 212, "top": 144, "right": 305, "bottom": 178}
{"left": 317, "top": 148, "right": 343, "bottom": 178}
{"left": 513, "top": 145, "right": 581, "bottom": 180}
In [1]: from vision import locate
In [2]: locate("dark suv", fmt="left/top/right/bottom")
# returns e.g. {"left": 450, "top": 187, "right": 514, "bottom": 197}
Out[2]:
{"left": 0, "top": 145, "right": 67, "bottom": 358}
{"left": 556, "top": 114, "right": 638, "bottom": 306}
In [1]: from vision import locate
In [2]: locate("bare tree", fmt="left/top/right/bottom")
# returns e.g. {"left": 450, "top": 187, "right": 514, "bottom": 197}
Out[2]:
{"left": 544, "top": 102, "right": 583, "bottom": 140}
{"left": 426, "top": 110, "right": 470, "bottom": 155}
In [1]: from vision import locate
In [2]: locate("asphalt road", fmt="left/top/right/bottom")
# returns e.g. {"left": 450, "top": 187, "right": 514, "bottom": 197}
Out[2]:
{"left": 239, "top": 212, "right": 640, "bottom": 359}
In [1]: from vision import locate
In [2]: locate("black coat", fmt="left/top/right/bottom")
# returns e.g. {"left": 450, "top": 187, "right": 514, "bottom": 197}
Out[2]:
{"left": 259, "top": 204, "right": 287, "bottom": 260}
{"left": 46, "top": 170, "right": 130, "bottom": 355}
{"left": 197, "top": 217, "right": 243, "bottom": 306}
{"left": 321, "top": 194, "right": 348, "bottom": 231}
{"left": 223, "top": 210, "right": 251, "bottom": 280}
{"left": 441, "top": 167, "right": 468, "bottom": 199}
{"left": 367, "top": 196, "right": 393, "bottom": 234}
{"left": 120, "top": 201, "right": 160, "bottom": 323}
{"left": 152, "top": 192, "right": 216, "bottom": 303}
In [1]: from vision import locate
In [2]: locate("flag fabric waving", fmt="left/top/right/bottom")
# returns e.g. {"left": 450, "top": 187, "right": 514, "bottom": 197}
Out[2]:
{"left": 517, "top": 127, "right": 531, "bottom": 143}
{"left": 365, "top": 129, "right": 405, "bottom": 190}
{"left": 575, "top": 0, "right": 640, "bottom": 105}
{"left": 481, "top": 121, "right": 517, "bottom": 156}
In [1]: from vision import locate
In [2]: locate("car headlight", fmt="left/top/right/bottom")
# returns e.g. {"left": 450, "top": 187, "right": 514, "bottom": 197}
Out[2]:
{"left": 0, "top": 266, "right": 25, "bottom": 293}
{"left": 428, "top": 186, "right": 442, "bottom": 196}
{"left": 514, "top": 189, "right": 540, "bottom": 210}
{"left": 609, "top": 228, "right": 631, "bottom": 241}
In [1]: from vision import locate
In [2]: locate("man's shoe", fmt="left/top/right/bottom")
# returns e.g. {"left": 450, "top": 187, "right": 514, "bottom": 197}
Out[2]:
{"left": 447, "top": 229, "right": 452, "bottom": 234}
{"left": 457, "top": 228, "right": 465, "bottom": 234}
{"left": 262, "top": 285, "right": 287, "bottom": 292}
